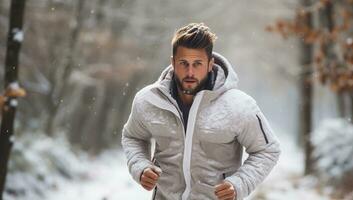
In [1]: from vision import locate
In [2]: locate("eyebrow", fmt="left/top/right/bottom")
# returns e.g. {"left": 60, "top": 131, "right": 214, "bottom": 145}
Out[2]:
{"left": 178, "top": 59, "right": 203, "bottom": 62}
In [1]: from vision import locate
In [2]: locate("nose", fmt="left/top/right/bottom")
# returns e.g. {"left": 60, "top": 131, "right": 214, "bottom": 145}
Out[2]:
{"left": 186, "top": 66, "right": 194, "bottom": 77}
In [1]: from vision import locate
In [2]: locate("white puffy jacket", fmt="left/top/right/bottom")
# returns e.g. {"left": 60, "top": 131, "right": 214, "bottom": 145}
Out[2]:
{"left": 122, "top": 52, "right": 281, "bottom": 200}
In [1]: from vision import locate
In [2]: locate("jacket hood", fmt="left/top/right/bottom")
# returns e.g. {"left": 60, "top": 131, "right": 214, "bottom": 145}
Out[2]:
{"left": 154, "top": 52, "right": 238, "bottom": 100}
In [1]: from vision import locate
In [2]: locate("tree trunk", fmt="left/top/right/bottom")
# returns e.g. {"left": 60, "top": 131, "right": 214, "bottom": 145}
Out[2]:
{"left": 45, "top": 0, "right": 85, "bottom": 136}
{"left": 91, "top": 81, "right": 116, "bottom": 153}
{"left": 346, "top": 5, "right": 353, "bottom": 121}
{"left": 0, "top": 0, "right": 3, "bottom": 16}
{"left": 0, "top": 0, "right": 26, "bottom": 198}
{"left": 337, "top": 93, "right": 346, "bottom": 118}
{"left": 298, "top": 0, "right": 314, "bottom": 175}
{"left": 350, "top": 93, "right": 353, "bottom": 124}
{"left": 318, "top": 1, "right": 346, "bottom": 118}
{"left": 69, "top": 84, "right": 100, "bottom": 148}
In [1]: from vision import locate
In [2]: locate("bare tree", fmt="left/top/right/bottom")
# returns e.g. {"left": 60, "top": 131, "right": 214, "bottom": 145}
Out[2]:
{"left": 0, "top": 0, "right": 26, "bottom": 198}
{"left": 45, "top": 0, "right": 86, "bottom": 136}
{"left": 267, "top": 0, "right": 353, "bottom": 174}
{"left": 317, "top": 1, "right": 345, "bottom": 117}
{"left": 299, "top": 0, "right": 315, "bottom": 175}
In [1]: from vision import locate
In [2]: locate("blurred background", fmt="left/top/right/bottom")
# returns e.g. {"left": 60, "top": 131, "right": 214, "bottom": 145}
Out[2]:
{"left": 0, "top": 0, "right": 353, "bottom": 199}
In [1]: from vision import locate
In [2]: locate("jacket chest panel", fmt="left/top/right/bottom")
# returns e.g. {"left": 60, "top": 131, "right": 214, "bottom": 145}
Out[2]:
{"left": 195, "top": 101, "right": 241, "bottom": 163}
{"left": 196, "top": 98, "right": 239, "bottom": 138}
{"left": 143, "top": 106, "right": 183, "bottom": 152}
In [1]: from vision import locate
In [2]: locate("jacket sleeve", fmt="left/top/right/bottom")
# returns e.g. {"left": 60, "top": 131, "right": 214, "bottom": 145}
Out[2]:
{"left": 225, "top": 104, "right": 281, "bottom": 200}
{"left": 121, "top": 96, "right": 153, "bottom": 184}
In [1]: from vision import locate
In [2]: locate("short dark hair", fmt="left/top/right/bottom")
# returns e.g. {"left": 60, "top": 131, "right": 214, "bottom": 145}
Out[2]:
{"left": 172, "top": 23, "right": 217, "bottom": 60}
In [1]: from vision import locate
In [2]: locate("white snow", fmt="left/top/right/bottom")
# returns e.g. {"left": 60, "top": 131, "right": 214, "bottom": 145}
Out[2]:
{"left": 312, "top": 118, "right": 353, "bottom": 180}
{"left": 5, "top": 128, "right": 338, "bottom": 200}
{"left": 8, "top": 81, "right": 20, "bottom": 90}
{"left": 4, "top": 133, "right": 89, "bottom": 199}
{"left": 12, "top": 29, "right": 23, "bottom": 42}
{"left": 4, "top": 133, "right": 150, "bottom": 200}
{"left": 45, "top": 151, "right": 151, "bottom": 200}
{"left": 9, "top": 99, "right": 18, "bottom": 107}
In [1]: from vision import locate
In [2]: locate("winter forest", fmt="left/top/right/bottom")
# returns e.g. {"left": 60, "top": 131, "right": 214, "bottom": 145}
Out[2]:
{"left": 0, "top": 0, "right": 353, "bottom": 199}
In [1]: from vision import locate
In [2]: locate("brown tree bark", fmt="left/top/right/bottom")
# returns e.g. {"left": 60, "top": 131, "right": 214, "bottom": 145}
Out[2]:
{"left": 318, "top": 1, "right": 346, "bottom": 118}
{"left": 298, "top": 0, "right": 314, "bottom": 175}
{"left": 0, "top": 0, "right": 26, "bottom": 198}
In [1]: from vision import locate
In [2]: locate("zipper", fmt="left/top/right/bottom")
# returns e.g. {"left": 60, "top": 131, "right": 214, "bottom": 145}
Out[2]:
{"left": 152, "top": 186, "right": 157, "bottom": 200}
{"left": 157, "top": 88, "right": 204, "bottom": 200}
{"left": 256, "top": 114, "right": 269, "bottom": 144}
{"left": 181, "top": 92, "right": 204, "bottom": 200}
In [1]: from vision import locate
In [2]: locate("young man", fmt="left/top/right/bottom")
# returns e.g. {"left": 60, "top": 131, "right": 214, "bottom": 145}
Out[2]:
{"left": 122, "top": 23, "right": 281, "bottom": 200}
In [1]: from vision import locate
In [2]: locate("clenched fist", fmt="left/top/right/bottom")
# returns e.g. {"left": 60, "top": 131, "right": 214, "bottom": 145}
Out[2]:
{"left": 140, "top": 167, "right": 162, "bottom": 191}
{"left": 214, "top": 181, "right": 236, "bottom": 200}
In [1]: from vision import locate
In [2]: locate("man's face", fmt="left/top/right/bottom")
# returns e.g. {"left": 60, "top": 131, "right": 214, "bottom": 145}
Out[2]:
{"left": 171, "top": 46, "right": 214, "bottom": 95}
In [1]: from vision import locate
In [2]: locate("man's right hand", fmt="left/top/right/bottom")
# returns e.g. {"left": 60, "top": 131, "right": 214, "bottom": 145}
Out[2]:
{"left": 140, "top": 167, "right": 162, "bottom": 191}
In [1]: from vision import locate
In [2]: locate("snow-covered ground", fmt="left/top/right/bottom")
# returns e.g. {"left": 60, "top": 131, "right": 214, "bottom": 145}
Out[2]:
{"left": 4, "top": 129, "right": 335, "bottom": 200}
{"left": 46, "top": 134, "right": 332, "bottom": 200}
{"left": 45, "top": 150, "right": 151, "bottom": 200}
{"left": 4, "top": 133, "right": 151, "bottom": 200}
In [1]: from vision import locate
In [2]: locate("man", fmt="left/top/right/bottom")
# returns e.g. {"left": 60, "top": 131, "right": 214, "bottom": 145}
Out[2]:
{"left": 122, "top": 23, "right": 281, "bottom": 200}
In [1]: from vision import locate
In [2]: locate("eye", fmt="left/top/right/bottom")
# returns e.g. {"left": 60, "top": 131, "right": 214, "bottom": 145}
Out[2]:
{"left": 193, "top": 62, "right": 202, "bottom": 67}
{"left": 179, "top": 61, "right": 189, "bottom": 67}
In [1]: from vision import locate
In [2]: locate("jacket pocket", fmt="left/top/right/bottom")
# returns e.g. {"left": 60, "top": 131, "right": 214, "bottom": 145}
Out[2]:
{"left": 193, "top": 180, "right": 217, "bottom": 199}
{"left": 198, "top": 129, "right": 237, "bottom": 162}
{"left": 154, "top": 135, "right": 172, "bottom": 152}
{"left": 219, "top": 167, "right": 238, "bottom": 180}
{"left": 149, "top": 121, "right": 175, "bottom": 152}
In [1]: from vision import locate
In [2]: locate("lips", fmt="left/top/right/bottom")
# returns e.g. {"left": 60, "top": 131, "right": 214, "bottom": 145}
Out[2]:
{"left": 183, "top": 79, "right": 197, "bottom": 83}
{"left": 184, "top": 81, "right": 196, "bottom": 86}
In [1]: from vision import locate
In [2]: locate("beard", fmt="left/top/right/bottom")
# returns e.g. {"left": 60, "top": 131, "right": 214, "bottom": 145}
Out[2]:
{"left": 174, "top": 73, "right": 209, "bottom": 95}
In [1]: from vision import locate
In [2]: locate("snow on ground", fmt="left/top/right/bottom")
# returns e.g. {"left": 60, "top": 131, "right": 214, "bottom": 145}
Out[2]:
{"left": 4, "top": 133, "right": 149, "bottom": 200}
{"left": 5, "top": 130, "right": 333, "bottom": 200}
{"left": 45, "top": 133, "right": 331, "bottom": 200}
{"left": 45, "top": 150, "right": 151, "bottom": 200}
{"left": 312, "top": 118, "right": 353, "bottom": 180}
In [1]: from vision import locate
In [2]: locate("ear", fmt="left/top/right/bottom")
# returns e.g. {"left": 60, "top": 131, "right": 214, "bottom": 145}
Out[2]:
{"left": 208, "top": 57, "right": 214, "bottom": 72}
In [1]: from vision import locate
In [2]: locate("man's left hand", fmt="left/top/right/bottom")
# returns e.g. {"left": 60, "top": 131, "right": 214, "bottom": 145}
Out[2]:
{"left": 214, "top": 181, "right": 236, "bottom": 200}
